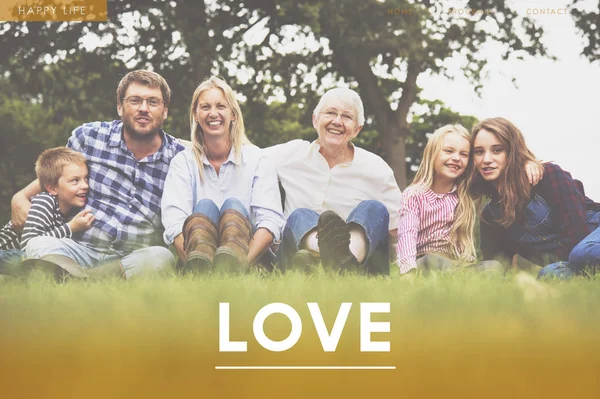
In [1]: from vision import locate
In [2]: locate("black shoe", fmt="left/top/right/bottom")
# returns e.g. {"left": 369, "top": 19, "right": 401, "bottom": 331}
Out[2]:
{"left": 291, "top": 249, "right": 321, "bottom": 272}
{"left": 317, "top": 211, "right": 358, "bottom": 271}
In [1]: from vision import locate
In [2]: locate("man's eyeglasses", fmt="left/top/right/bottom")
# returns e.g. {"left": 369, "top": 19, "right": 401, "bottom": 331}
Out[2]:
{"left": 122, "top": 96, "right": 164, "bottom": 108}
{"left": 320, "top": 110, "right": 356, "bottom": 123}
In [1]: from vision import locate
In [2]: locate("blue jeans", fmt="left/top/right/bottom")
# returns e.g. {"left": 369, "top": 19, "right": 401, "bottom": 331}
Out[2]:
{"left": 193, "top": 198, "right": 250, "bottom": 226}
{"left": 484, "top": 194, "right": 563, "bottom": 265}
{"left": 277, "top": 200, "right": 390, "bottom": 275}
{"left": 192, "top": 198, "right": 274, "bottom": 266}
{"left": 0, "top": 249, "right": 25, "bottom": 275}
{"left": 25, "top": 237, "right": 175, "bottom": 279}
{"left": 538, "top": 221, "right": 600, "bottom": 279}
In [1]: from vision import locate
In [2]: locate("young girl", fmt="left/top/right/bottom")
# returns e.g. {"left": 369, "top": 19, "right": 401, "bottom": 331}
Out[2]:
{"left": 468, "top": 117, "right": 600, "bottom": 278}
{"left": 397, "top": 125, "right": 481, "bottom": 274}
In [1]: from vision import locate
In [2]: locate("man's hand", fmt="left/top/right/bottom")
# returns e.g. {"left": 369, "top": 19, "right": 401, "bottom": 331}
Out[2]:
{"left": 68, "top": 209, "right": 95, "bottom": 233}
{"left": 11, "top": 197, "right": 30, "bottom": 232}
{"left": 11, "top": 179, "right": 42, "bottom": 231}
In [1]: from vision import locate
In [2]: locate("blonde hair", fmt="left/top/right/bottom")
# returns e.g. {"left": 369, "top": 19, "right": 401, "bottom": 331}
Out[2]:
{"left": 468, "top": 117, "right": 541, "bottom": 227}
{"left": 409, "top": 124, "right": 477, "bottom": 263}
{"left": 35, "top": 147, "right": 87, "bottom": 192}
{"left": 189, "top": 76, "right": 250, "bottom": 180}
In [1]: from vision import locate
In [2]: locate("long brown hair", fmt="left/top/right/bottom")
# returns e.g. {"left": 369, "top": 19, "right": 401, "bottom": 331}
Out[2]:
{"left": 468, "top": 117, "right": 541, "bottom": 227}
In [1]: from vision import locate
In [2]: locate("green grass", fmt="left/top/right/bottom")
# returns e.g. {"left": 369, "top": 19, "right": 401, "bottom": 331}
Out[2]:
{"left": 1, "top": 269, "right": 600, "bottom": 398}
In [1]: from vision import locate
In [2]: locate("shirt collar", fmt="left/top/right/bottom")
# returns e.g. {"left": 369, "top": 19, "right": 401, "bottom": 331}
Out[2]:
{"left": 109, "top": 120, "right": 174, "bottom": 162}
{"left": 201, "top": 146, "right": 239, "bottom": 166}
{"left": 424, "top": 185, "right": 457, "bottom": 201}
{"left": 310, "top": 140, "right": 355, "bottom": 165}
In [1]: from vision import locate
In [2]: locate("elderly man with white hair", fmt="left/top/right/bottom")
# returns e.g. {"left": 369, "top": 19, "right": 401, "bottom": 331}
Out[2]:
{"left": 264, "top": 88, "right": 401, "bottom": 275}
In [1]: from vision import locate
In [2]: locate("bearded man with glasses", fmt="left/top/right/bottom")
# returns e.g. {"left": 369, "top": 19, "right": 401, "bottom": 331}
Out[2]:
{"left": 11, "top": 70, "right": 186, "bottom": 279}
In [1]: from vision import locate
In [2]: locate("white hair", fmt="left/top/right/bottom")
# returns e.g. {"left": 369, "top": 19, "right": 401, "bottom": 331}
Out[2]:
{"left": 313, "top": 88, "right": 365, "bottom": 126}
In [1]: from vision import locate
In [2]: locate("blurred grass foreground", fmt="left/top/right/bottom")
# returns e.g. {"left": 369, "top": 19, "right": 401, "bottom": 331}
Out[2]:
{"left": 1, "top": 269, "right": 600, "bottom": 398}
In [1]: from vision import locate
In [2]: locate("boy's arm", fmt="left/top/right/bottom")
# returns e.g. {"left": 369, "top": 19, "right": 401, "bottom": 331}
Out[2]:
{"left": 20, "top": 194, "right": 72, "bottom": 250}
{"left": 11, "top": 180, "right": 42, "bottom": 231}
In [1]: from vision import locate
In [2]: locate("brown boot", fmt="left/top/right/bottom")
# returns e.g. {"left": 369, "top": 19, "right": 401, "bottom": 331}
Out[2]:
{"left": 22, "top": 254, "right": 89, "bottom": 281}
{"left": 214, "top": 209, "right": 252, "bottom": 273}
{"left": 182, "top": 213, "right": 218, "bottom": 272}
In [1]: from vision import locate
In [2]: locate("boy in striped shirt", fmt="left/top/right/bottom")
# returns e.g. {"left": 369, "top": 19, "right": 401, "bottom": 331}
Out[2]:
{"left": 0, "top": 148, "right": 93, "bottom": 274}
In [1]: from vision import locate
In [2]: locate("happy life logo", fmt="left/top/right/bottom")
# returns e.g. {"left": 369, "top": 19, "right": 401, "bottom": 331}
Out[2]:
{"left": 2, "top": 0, "right": 107, "bottom": 22}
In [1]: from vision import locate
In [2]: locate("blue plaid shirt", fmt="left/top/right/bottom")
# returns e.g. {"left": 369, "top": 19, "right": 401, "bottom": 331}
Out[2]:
{"left": 67, "top": 120, "right": 185, "bottom": 255}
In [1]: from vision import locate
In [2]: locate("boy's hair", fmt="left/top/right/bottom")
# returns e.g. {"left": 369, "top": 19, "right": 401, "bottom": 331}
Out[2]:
{"left": 35, "top": 147, "right": 87, "bottom": 192}
{"left": 467, "top": 117, "right": 541, "bottom": 227}
{"left": 116, "top": 70, "right": 171, "bottom": 108}
{"left": 409, "top": 124, "right": 477, "bottom": 263}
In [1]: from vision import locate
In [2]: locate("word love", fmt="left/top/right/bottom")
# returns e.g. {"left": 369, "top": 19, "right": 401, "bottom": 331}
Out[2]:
{"left": 219, "top": 302, "right": 390, "bottom": 352}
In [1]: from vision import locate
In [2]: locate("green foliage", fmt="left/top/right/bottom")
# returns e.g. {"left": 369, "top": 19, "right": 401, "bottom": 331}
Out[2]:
{"left": 0, "top": 0, "right": 594, "bottom": 219}
{"left": 570, "top": 0, "right": 600, "bottom": 62}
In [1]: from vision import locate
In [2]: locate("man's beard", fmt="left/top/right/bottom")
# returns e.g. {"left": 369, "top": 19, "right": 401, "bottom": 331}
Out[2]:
{"left": 122, "top": 116, "right": 162, "bottom": 141}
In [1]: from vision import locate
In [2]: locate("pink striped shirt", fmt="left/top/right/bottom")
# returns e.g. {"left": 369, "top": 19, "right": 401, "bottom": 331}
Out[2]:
{"left": 396, "top": 185, "right": 458, "bottom": 274}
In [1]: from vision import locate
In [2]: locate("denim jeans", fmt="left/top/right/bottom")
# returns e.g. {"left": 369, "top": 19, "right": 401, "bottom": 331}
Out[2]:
{"left": 484, "top": 194, "right": 562, "bottom": 263}
{"left": 25, "top": 236, "right": 175, "bottom": 278}
{"left": 538, "top": 215, "right": 600, "bottom": 279}
{"left": 192, "top": 198, "right": 274, "bottom": 267}
{"left": 192, "top": 198, "right": 250, "bottom": 226}
{"left": 485, "top": 195, "right": 600, "bottom": 279}
{"left": 0, "top": 249, "right": 25, "bottom": 275}
{"left": 277, "top": 200, "right": 390, "bottom": 275}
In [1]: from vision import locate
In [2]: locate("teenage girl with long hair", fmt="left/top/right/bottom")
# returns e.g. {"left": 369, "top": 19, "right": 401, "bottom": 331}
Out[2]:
{"left": 468, "top": 117, "right": 600, "bottom": 278}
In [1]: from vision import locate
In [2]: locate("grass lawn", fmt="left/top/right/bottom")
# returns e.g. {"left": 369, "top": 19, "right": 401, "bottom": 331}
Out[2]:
{"left": 1, "top": 268, "right": 600, "bottom": 398}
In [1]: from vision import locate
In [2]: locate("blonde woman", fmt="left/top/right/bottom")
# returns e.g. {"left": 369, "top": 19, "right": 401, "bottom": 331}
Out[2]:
{"left": 161, "top": 77, "right": 284, "bottom": 272}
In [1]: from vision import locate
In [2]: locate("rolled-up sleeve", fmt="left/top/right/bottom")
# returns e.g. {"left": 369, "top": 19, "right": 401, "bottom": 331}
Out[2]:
{"left": 161, "top": 152, "right": 195, "bottom": 245}
{"left": 250, "top": 155, "right": 284, "bottom": 242}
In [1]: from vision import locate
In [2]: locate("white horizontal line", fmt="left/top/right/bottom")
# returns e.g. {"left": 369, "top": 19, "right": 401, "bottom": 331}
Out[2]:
{"left": 215, "top": 366, "right": 396, "bottom": 370}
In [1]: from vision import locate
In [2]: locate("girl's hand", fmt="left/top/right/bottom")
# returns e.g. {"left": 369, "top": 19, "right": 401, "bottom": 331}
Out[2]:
{"left": 525, "top": 161, "right": 544, "bottom": 186}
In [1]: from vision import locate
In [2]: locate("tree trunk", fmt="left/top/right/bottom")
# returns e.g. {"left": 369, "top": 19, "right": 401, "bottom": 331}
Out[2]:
{"left": 174, "top": 1, "right": 214, "bottom": 82}
{"left": 380, "top": 120, "right": 407, "bottom": 189}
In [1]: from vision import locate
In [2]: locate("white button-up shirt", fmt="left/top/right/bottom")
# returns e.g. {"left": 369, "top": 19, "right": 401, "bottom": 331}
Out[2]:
{"left": 161, "top": 145, "right": 284, "bottom": 245}
{"left": 263, "top": 140, "right": 401, "bottom": 230}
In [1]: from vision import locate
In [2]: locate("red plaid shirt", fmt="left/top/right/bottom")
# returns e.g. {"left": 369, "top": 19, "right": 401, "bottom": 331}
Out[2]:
{"left": 481, "top": 163, "right": 598, "bottom": 262}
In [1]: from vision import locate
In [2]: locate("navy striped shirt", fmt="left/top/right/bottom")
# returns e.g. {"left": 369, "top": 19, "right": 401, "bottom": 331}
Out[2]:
{"left": 0, "top": 193, "right": 73, "bottom": 250}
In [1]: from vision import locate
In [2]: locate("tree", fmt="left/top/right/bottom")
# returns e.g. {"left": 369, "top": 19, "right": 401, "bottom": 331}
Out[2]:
{"left": 570, "top": 0, "right": 600, "bottom": 62}
{"left": 2, "top": 0, "right": 595, "bottom": 191}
